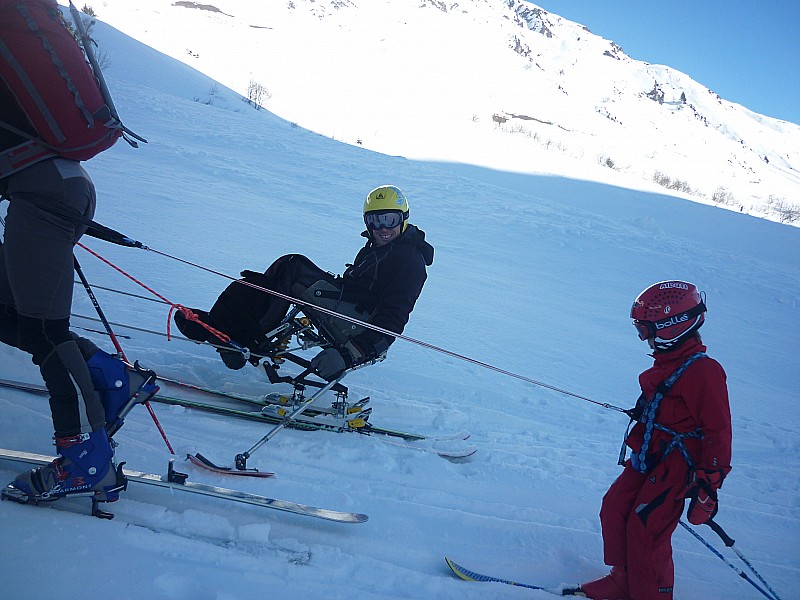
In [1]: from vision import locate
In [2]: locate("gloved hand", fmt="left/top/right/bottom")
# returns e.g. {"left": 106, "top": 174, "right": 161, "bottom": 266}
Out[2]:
{"left": 217, "top": 346, "right": 246, "bottom": 370}
{"left": 311, "top": 348, "right": 348, "bottom": 381}
{"left": 214, "top": 338, "right": 247, "bottom": 371}
{"left": 686, "top": 468, "right": 725, "bottom": 525}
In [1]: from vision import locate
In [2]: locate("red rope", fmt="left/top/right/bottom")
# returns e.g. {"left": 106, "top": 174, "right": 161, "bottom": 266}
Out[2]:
{"left": 77, "top": 242, "right": 232, "bottom": 344}
{"left": 74, "top": 243, "right": 176, "bottom": 454}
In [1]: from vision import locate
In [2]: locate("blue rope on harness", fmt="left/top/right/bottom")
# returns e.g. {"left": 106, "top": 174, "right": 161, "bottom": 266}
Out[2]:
{"left": 631, "top": 352, "right": 707, "bottom": 474}
{"left": 653, "top": 423, "right": 704, "bottom": 468}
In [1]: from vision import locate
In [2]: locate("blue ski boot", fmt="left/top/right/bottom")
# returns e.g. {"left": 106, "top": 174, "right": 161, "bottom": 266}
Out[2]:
{"left": 4, "top": 429, "right": 126, "bottom": 505}
{"left": 84, "top": 347, "right": 159, "bottom": 436}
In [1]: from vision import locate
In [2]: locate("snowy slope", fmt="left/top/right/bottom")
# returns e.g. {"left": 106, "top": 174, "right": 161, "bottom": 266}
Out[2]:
{"left": 90, "top": 0, "right": 800, "bottom": 222}
{"left": 0, "top": 10, "right": 798, "bottom": 600}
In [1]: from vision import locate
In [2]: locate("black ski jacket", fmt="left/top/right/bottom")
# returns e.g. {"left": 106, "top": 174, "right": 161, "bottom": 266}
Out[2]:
{"left": 341, "top": 224, "right": 434, "bottom": 357}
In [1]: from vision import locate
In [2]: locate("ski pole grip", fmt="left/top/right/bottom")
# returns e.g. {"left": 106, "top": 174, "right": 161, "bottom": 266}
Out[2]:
{"left": 706, "top": 519, "right": 735, "bottom": 547}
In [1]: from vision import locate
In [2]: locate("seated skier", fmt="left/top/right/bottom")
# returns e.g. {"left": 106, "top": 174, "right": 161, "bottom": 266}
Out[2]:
{"left": 175, "top": 185, "right": 434, "bottom": 381}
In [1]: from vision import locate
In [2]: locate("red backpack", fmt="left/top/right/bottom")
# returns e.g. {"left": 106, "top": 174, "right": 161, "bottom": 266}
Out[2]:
{"left": 0, "top": 0, "right": 143, "bottom": 179}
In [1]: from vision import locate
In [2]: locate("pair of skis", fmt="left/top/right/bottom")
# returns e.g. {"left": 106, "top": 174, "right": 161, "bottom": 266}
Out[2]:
{"left": 152, "top": 379, "right": 478, "bottom": 462}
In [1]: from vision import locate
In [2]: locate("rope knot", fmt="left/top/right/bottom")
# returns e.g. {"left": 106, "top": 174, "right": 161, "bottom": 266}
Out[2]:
{"left": 168, "top": 304, "right": 231, "bottom": 344}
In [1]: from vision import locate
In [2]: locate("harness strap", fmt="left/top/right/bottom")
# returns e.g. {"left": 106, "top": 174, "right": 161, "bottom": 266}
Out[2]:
{"left": 653, "top": 423, "right": 704, "bottom": 468}
{"left": 623, "top": 352, "right": 707, "bottom": 473}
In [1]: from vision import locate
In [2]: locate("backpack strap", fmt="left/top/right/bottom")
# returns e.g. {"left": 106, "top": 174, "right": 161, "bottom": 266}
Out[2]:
{"left": 67, "top": 1, "right": 147, "bottom": 148}
{"left": 619, "top": 352, "right": 707, "bottom": 473}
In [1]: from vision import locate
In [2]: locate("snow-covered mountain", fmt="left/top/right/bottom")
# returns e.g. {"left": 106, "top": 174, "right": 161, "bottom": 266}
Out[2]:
{"left": 91, "top": 0, "right": 799, "bottom": 222}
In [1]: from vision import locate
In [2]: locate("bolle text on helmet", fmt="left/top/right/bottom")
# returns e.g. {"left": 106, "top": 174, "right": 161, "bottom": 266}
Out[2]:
{"left": 659, "top": 282, "right": 689, "bottom": 290}
{"left": 654, "top": 313, "right": 689, "bottom": 330}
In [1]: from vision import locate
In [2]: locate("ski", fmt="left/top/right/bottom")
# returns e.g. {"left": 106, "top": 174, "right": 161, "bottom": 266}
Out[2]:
{"left": 376, "top": 434, "right": 477, "bottom": 459}
{"left": 0, "top": 448, "right": 367, "bottom": 523}
{"left": 0, "top": 377, "right": 469, "bottom": 443}
{"left": 445, "top": 557, "right": 584, "bottom": 596}
{"left": 0, "top": 377, "right": 475, "bottom": 459}
{"left": 165, "top": 394, "right": 475, "bottom": 460}
{"left": 0, "top": 378, "right": 48, "bottom": 394}
{"left": 158, "top": 376, "right": 473, "bottom": 443}
{"left": 160, "top": 383, "right": 472, "bottom": 443}
{"left": 160, "top": 394, "right": 475, "bottom": 457}
{"left": 160, "top": 374, "right": 376, "bottom": 421}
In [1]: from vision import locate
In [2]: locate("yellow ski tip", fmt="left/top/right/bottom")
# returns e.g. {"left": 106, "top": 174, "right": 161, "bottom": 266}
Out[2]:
{"left": 445, "top": 557, "right": 478, "bottom": 582}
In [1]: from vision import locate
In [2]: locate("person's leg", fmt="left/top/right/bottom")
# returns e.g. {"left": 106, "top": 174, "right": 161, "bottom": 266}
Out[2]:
{"left": 17, "top": 316, "right": 104, "bottom": 435}
{"left": 0, "top": 237, "right": 21, "bottom": 348}
{"left": 624, "top": 462, "right": 684, "bottom": 600}
{"left": 2, "top": 160, "right": 122, "bottom": 501}
{"left": 0, "top": 301, "right": 21, "bottom": 349}
{"left": 211, "top": 254, "right": 332, "bottom": 343}
{"left": 4, "top": 162, "right": 102, "bottom": 433}
{"left": 175, "top": 254, "right": 334, "bottom": 369}
{"left": 580, "top": 466, "right": 645, "bottom": 599}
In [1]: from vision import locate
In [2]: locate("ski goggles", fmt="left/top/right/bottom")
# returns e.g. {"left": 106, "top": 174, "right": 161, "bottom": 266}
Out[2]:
{"left": 632, "top": 301, "right": 706, "bottom": 341}
{"left": 633, "top": 319, "right": 653, "bottom": 341}
{"left": 364, "top": 210, "right": 404, "bottom": 231}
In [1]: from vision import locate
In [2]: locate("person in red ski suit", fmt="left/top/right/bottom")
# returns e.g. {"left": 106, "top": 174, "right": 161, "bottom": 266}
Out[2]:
{"left": 578, "top": 281, "right": 732, "bottom": 600}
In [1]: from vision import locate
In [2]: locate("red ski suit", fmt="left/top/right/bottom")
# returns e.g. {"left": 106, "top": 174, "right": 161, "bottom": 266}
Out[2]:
{"left": 591, "top": 338, "right": 732, "bottom": 600}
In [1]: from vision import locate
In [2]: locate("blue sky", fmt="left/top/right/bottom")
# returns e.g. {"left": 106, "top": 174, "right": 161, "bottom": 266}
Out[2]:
{"left": 531, "top": 1, "right": 800, "bottom": 125}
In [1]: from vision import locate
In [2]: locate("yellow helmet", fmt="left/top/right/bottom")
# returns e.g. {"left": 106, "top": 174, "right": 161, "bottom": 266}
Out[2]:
{"left": 363, "top": 185, "right": 410, "bottom": 232}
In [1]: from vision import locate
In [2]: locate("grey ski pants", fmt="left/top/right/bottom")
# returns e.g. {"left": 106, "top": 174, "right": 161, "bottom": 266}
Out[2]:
{"left": 0, "top": 158, "right": 105, "bottom": 436}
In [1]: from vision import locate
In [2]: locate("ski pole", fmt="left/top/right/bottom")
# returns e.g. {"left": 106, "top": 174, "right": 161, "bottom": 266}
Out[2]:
{"left": 233, "top": 357, "right": 383, "bottom": 470}
{"left": 74, "top": 256, "right": 175, "bottom": 455}
{"left": 234, "top": 370, "right": 346, "bottom": 471}
{"left": 705, "top": 519, "right": 783, "bottom": 600}
{"left": 678, "top": 521, "right": 777, "bottom": 600}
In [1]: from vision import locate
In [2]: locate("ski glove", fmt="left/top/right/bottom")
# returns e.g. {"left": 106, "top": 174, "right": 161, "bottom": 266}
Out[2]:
{"left": 686, "top": 468, "right": 725, "bottom": 525}
{"left": 217, "top": 347, "right": 246, "bottom": 370}
{"left": 311, "top": 348, "right": 348, "bottom": 381}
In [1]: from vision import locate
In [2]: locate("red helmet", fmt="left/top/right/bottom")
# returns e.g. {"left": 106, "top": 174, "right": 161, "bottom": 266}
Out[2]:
{"left": 631, "top": 281, "right": 706, "bottom": 351}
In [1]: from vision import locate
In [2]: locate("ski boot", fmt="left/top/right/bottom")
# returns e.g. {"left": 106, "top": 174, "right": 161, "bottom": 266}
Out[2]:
{"left": 576, "top": 566, "right": 630, "bottom": 599}
{"left": 83, "top": 346, "right": 159, "bottom": 436}
{"left": 2, "top": 429, "right": 127, "bottom": 515}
